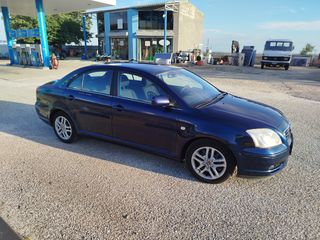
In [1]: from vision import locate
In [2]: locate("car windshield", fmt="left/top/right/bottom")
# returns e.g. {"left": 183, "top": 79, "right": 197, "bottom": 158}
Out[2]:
{"left": 264, "top": 41, "right": 293, "bottom": 51}
{"left": 157, "top": 69, "right": 221, "bottom": 107}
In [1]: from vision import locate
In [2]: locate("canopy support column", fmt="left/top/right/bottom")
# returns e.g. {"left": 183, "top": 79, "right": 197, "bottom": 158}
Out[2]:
{"left": 128, "top": 9, "right": 138, "bottom": 61}
{"left": 1, "top": 7, "right": 14, "bottom": 65}
{"left": 35, "top": 0, "right": 50, "bottom": 68}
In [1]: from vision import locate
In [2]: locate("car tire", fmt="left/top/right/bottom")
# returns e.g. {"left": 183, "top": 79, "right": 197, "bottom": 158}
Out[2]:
{"left": 261, "top": 64, "right": 264, "bottom": 69}
{"left": 186, "top": 139, "right": 236, "bottom": 183}
{"left": 53, "top": 112, "right": 77, "bottom": 143}
{"left": 284, "top": 65, "right": 289, "bottom": 70}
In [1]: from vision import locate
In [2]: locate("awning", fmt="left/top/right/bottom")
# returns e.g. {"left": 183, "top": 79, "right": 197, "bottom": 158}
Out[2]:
{"left": 0, "top": 0, "right": 116, "bottom": 17}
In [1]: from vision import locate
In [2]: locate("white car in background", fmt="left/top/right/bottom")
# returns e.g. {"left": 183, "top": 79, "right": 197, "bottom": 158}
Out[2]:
{"left": 154, "top": 53, "right": 173, "bottom": 65}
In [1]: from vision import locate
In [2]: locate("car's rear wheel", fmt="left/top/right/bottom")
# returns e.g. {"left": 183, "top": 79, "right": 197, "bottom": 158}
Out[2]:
{"left": 186, "top": 139, "right": 236, "bottom": 183}
{"left": 53, "top": 112, "right": 77, "bottom": 143}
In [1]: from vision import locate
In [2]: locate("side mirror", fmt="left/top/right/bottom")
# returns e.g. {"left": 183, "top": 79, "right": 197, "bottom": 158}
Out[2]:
{"left": 152, "top": 96, "right": 171, "bottom": 107}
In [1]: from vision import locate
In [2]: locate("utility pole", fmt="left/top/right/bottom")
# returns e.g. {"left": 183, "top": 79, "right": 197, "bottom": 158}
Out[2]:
{"left": 163, "top": 9, "right": 167, "bottom": 53}
{"left": 163, "top": 1, "right": 178, "bottom": 53}
{"left": 82, "top": 14, "right": 88, "bottom": 60}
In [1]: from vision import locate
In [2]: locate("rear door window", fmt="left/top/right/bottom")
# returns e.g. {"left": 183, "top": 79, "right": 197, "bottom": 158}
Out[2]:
{"left": 83, "top": 70, "right": 113, "bottom": 95}
{"left": 68, "top": 75, "right": 83, "bottom": 90}
{"left": 67, "top": 69, "right": 113, "bottom": 95}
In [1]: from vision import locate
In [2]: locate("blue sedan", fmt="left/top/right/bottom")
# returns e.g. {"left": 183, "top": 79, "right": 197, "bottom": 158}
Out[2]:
{"left": 35, "top": 63, "right": 293, "bottom": 183}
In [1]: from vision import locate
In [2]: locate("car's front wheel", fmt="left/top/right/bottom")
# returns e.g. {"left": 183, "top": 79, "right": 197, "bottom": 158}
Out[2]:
{"left": 186, "top": 139, "right": 236, "bottom": 183}
{"left": 53, "top": 112, "right": 77, "bottom": 143}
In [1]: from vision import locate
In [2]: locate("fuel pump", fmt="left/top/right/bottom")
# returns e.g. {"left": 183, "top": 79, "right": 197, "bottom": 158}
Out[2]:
{"left": 30, "top": 44, "right": 43, "bottom": 67}
{"left": 16, "top": 45, "right": 23, "bottom": 65}
{"left": 19, "top": 44, "right": 32, "bottom": 66}
{"left": 20, "top": 44, "right": 27, "bottom": 65}
{"left": 12, "top": 44, "right": 21, "bottom": 65}
{"left": 22, "top": 44, "right": 32, "bottom": 66}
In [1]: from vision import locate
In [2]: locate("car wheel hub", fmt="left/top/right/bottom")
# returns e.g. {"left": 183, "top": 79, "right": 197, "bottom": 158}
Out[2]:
{"left": 191, "top": 147, "right": 227, "bottom": 180}
{"left": 55, "top": 116, "right": 72, "bottom": 140}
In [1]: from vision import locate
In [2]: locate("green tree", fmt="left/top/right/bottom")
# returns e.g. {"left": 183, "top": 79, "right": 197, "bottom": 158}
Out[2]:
{"left": 300, "top": 43, "right": 315, "bottom": 56}
{"left": 10, "top": 12, "right": 92, "bottom": 47}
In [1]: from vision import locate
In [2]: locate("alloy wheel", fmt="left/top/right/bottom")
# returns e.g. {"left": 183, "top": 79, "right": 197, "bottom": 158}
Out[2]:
{"left": 191, "top": 147, "right": 227, "bottom": 180}
{"left": 54, "top": 116, "right": 72, "bottom": 140}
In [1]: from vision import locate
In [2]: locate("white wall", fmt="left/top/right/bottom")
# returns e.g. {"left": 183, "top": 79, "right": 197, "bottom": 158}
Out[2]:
{"left": 0, "top": 13, "right": 6, "bottom": 41}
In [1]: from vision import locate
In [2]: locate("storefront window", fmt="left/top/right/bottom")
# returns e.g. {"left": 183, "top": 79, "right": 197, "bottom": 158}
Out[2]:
{"left": 139, "top": 11, "right": 173, "bottom": 30}
{"left": 111, "top": 38, "right": 128, "bottom": 59}
{"left": 98, "top": 39, "right": 104, "bottom": 55}
{"left": 97, "top": 12, "right": 105, "bottom": 34}
{"left": 110, "top": 11, "right": 128, "bottom": 31}
{"left": 139, "top": 38, "right": 173, "bottom": 61}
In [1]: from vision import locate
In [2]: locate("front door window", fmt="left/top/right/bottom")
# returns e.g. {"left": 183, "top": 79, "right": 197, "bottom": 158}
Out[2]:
{"left": 118, "top": 71, "right": 167, "bottom": 103}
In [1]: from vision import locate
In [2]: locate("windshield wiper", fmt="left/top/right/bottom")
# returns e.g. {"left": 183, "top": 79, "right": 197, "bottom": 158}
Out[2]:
{"left": 195, "top": 92, "right": 228, "bottom": 109}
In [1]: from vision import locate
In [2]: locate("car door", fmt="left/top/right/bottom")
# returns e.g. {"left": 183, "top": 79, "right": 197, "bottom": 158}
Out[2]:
{"left": 112, "top": 70, "right": 178, "bottom": 156}
{"left": 64, "top": 68, "right": 114, "bottom": 136}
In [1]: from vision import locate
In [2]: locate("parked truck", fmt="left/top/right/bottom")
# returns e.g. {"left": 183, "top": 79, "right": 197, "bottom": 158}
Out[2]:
{"left": 261, "top": 39, "right": 294, "bottom": 70}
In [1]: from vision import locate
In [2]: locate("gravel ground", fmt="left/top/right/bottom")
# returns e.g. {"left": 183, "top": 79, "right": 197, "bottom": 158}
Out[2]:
{"left": 0, "top": 60, "right": 319, "bottom": 240}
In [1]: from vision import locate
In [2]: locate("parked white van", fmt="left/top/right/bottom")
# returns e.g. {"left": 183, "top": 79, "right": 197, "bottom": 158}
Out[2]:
{"left": 261, "top": 39, "right": 294, "bottom": 70}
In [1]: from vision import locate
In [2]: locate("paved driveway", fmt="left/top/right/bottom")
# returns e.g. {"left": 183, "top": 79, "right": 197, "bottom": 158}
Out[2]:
{"left": 0, "top": 60, "right": 319, "bottom": 239}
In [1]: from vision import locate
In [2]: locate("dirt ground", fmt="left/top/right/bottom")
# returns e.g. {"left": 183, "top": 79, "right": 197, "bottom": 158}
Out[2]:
{"left": 187, "top": 64, "right": 320, "bottom": 102}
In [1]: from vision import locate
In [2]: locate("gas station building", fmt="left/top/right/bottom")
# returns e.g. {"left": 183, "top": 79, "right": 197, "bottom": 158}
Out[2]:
{"left": 91, "top": 0, "right": 203, "bottom": 61}
{"left": 0, "top": 0, "right": 116, "bottom": 68}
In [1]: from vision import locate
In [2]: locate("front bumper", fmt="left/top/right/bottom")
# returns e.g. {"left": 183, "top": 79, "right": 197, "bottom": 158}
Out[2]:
{"left": 261, "top": 60, "right": 290, "bottom": 66}
{"left": 237, "top": 142, "right": 293, "bottom": 177}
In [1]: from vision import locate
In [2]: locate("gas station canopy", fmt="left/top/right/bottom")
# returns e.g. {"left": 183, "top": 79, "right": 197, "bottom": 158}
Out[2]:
{"left": 1, "top": 0, "right": 116, "bottom": 68}
{"left": 0, "top": 0, "right": 116, "bottom": 17}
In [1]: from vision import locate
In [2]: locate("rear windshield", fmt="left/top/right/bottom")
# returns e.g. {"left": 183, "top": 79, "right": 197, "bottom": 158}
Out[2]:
{"left": 264, "top": 41, "right": 293, "bottom": 51}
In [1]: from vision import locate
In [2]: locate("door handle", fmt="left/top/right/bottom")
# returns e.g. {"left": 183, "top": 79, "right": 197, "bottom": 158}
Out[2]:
{"left": 65, "top": 95, "right": 75, "bottom": 101}
{"left": 113, "top": 104, "right": 124, "bottom": 111}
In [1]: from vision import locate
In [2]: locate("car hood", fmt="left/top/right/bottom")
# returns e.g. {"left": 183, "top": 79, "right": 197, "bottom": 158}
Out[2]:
{"left": 201, "top": 94, "right": 288, "bottom": 131}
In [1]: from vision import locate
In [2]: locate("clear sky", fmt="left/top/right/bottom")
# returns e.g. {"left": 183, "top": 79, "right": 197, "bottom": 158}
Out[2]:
{"left": 1, "top": 0, "right": 319, "bottom": 53}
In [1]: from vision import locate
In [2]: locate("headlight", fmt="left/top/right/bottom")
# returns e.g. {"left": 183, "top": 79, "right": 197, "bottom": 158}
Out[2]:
{"left": 283, "top": 57, "right": 289, "bottom": 61}
{"left": 246, "top": 128, "right": 282, "bottom": 148}
{"left": 263, "top": 56, "right": 268, "bottom": 60}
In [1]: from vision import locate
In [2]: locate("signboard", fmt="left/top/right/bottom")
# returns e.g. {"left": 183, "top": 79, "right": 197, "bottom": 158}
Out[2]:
{"left": 117, "top": 19, "right": 123, "bottom": 30}
{"left": 17, "top": 29, "right": 27, "bottom": 38}
{"left": 159, "top": 39, "right": 171, "bottom": 47}
{"left": 28, "top": 28, "right": 40, "bottom": 38}
{"left": 9, "top": 28, "right": 39, "bottom": 39}
{"left": 145, "top": 41, "right": 151, "bottom": 47}
{"left": 9, "top": 30, "right": 17, "bottom": 39}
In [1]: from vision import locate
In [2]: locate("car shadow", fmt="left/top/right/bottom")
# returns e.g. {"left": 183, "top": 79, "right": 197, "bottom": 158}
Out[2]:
{"left": 0, "top": 100, "right": 195, "bottom": 182}
{"left": 0, "top": 217, "right": 21, "bottom": 240}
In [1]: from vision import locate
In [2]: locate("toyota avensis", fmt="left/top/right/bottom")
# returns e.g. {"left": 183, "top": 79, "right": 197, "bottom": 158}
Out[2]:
{"left": 35, "top": 63, "right": 293, "bottom": 183}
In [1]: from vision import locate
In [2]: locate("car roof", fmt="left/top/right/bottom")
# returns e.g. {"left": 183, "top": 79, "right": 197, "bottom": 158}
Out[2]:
{"left": 267, "top": 39, "right": 293, "bottom": 42}
{"left": 77, "top": 63, "right": 180, "bottom": 76}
